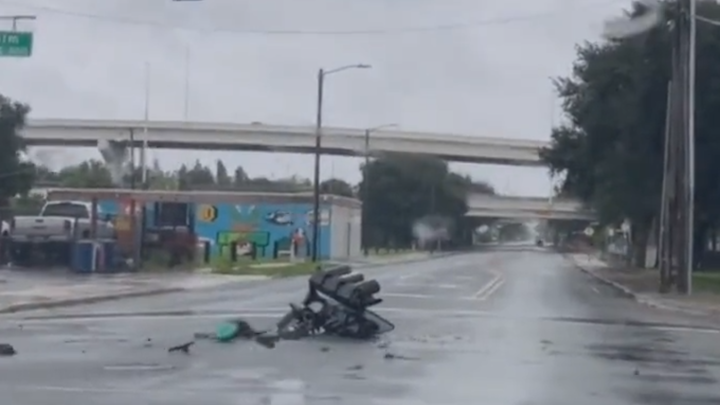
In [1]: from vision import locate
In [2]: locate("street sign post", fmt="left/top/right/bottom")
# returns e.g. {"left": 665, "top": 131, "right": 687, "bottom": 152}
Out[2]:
{"left": 0, "top": 30, "right": 32, "bottom": 57}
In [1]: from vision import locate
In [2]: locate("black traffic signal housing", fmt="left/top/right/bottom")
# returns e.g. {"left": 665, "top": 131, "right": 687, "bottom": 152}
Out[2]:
{"left": 306, "top": 265, "right": 382, "bottom": 310}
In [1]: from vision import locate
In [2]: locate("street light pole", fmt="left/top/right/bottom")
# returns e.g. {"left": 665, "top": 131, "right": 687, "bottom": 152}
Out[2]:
{"left": 310, "top": 63, "right": 372, "bottom": 262}
{"left": 311, "top": 68, "right": 325, "bottom": 263}
{"left": 171, "top": 0, "right": 196, "bottom": 121}
{"left": 183, "top": 44, "right": 190, "bottom": 120}
{"left": 361, "top": 123, "right": 397, "bottom": 256}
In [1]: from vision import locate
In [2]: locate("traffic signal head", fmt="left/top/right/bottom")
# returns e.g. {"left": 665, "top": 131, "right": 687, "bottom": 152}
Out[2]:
{"left": 310, "top": 265, "right": 383, "bottom": 309}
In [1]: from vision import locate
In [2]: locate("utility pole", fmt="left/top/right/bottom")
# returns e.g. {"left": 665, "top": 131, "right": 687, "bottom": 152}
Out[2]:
{"left": 311, "top": 68, "right": 324, "bottom": 263}
{"left": 658, "top": 81, "right": 673, "bottom": 292}
{"left": 660, "top": 0, "right": 696, "bottom": 294}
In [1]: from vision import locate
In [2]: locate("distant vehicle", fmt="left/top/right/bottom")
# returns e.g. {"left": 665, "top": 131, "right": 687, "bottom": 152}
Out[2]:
{"left": 536, "top": 239, "right": 544, "bottom": 247}
{"left": 10, "top": 200, "right": 115, "bottom": 242}
{"left": 8, "top": 200, "right": 115, "bottom": 266}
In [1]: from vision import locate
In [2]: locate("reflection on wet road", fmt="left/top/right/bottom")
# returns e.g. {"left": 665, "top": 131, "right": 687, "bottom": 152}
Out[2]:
{"left": 2, "top": 250, "right": 720, "bottom": 404}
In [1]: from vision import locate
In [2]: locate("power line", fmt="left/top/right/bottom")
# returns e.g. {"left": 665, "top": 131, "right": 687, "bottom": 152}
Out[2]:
{"left": 0, "top": 0, "right": 620, "bottom": 36}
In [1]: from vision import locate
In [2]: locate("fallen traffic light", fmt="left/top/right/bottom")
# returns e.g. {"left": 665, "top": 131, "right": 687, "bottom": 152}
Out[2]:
{"left": 196, "top": 265, "right": 394, "bottom": 349}
{"left": 309, "top": 265, "right": 383, "bottom": 310}
{"left": 280, "top": 265, "right": 394, "bottom": 339}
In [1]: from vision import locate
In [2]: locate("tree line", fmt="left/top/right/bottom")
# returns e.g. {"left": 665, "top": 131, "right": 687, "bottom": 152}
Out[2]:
{"left": 540, "top": 0, "right": 720, "bottom": 269}
{"left": 0, "top": 98, "right": 495, "bottom": 248}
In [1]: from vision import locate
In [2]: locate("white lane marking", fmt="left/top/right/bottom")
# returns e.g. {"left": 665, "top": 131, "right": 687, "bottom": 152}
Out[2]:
{"left": 436, "top": 284, "right": 461, "bottom": 289}
{"left": 398, "top": 273, "right": 420, "bottom": 281}
{"left": 392, "top": 282, "right": 435, "bottom": 288}
{"left": 471, "top": 271, "right": 502, "bottom": 299}
{"left": 14, "top": 311, "right": 720, "bottom": 335}
{"left": 103, "top": 364, "right": 174, "bottom": 371}
{"left": 476, "top": 279, "right": 505, "bottom": 301}
{"left": 384, "top": 293, "right": 448, "bottom": 299}
{"left": 591, "top": 286, "right": 600, "bottom": 294}
{"left": 650, "top": 325, "right": 720, "bottom": 334}
{"left": 15, "top": 307, "right": 497, "bottom": 323}
{"left": 16, "top": 312, "right": 285, "bottom": 323}
{"left": 383, "top": 292, "right": 475, "bottom": 301}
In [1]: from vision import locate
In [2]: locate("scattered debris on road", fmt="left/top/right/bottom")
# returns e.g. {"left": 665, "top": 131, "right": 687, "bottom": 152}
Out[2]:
{"left": 0, "top": 343, "right": 15, "bottom": 356}
{"left": 383, "top": 352, "right": 420, "bottom": 361}
{"left": 176, "top": 265, "right": 395, "bottom": 352}
{"left": 168, "top": 341, "right": 194, "bottom": 354}
{"left": 5, "top": 265, "right": 397, "bottom": 360}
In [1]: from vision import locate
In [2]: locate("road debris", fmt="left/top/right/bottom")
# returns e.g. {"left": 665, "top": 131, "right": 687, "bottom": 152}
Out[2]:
{"left": 383, "top": 352, "right": 420, "bottom": 361}
{"left": 0, "top": 343, "right": 15, "bottom": 356}
{"left": 271, "top": 265, "right": 394, "bottom": 340}
{"left": 168, "top": 341, "right": 194, "bottom": 354}
{"left": 182, "top": 265, "right": 395, "bottom": 351}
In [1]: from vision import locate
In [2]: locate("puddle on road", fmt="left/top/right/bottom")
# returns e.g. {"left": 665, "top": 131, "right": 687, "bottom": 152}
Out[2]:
{"left": 634, "top": 373, "right": 717, "bottom": 384}
{"left": 586, "top": 337, "right": 720, "bottom": 404}
{"left": 547, "top": 316, "right": 720, "bottom": 333}
{"left": 587, "top": 342, "right": 720, "bottom": 368}
{"left": 631, "top": 391, "right": 720, "bottom": 405}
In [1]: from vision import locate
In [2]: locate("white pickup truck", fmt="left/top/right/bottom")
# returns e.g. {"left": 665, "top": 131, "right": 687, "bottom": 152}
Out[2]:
{"left": 9, "top": 200, "right": 115, "bottom": 243}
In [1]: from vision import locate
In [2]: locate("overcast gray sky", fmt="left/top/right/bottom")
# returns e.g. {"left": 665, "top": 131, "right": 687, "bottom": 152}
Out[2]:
{"left": 1, "top": 0, "right": 627, "bottom": 196}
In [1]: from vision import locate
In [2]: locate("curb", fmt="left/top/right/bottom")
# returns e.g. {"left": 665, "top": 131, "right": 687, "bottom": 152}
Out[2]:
{"left": 0, "top": 254, "right": 460, "bottom": 314}
{"left": 570, "top": 261, "right": 637, "bottom": 299}
{"left": 0, "top": 287, "right": 185, "bottom": 314}
{"left": 566, "top": 255, "right": 718, "bottom": 316}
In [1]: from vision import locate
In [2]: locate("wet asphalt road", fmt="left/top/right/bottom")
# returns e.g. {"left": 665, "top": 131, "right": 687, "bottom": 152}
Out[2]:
{"left": 1, "top": 249, "right": 720, "bottom": 405}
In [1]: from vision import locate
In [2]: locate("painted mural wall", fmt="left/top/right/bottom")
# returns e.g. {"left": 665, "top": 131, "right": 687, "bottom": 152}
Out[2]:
{"left": 194, "top": 203, "right": 332, "bottom": 260}
{"left": 95, "top": 199, "right": 333, "bottom": 260}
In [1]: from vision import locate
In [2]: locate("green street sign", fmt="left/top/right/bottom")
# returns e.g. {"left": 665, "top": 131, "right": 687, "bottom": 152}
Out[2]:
{"left": 0, "top": 31, "right": 33, "bottom": 57}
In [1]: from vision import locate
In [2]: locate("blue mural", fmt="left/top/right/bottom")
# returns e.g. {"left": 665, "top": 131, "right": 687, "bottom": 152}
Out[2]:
{"left": 194, "top": 203, "right": 332, "bottom": 260}
{"left": 94, "top": 199, "right": 332, "bottom": 260}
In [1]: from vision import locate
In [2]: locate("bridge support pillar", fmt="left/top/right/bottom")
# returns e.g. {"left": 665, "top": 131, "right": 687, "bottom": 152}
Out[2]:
{"left": 97, "top": 139, "right": 129, "bottom": 186}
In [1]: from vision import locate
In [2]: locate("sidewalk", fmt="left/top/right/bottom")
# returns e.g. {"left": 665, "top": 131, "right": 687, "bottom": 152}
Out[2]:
{"left": 0, "top": 271, "right": 266, "bottom": 314}
{"left": 567, "top": 253, "right": 720, "bottom": 317}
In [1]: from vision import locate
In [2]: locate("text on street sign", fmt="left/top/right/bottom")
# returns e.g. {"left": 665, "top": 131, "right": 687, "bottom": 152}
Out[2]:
{"left": 0, "top": 31, "right": 33, "bottom": 57}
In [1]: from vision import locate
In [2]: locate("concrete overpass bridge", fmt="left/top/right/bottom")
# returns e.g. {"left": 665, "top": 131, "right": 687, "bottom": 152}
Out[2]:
{"left": 22, "top": 119, "right": 547, "bottom": 166}
{"left": 466, "top": 194, "right": 595, "bottom": 220}
{"left": 20, "top": 119, "right": 595, "bottom": 219}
